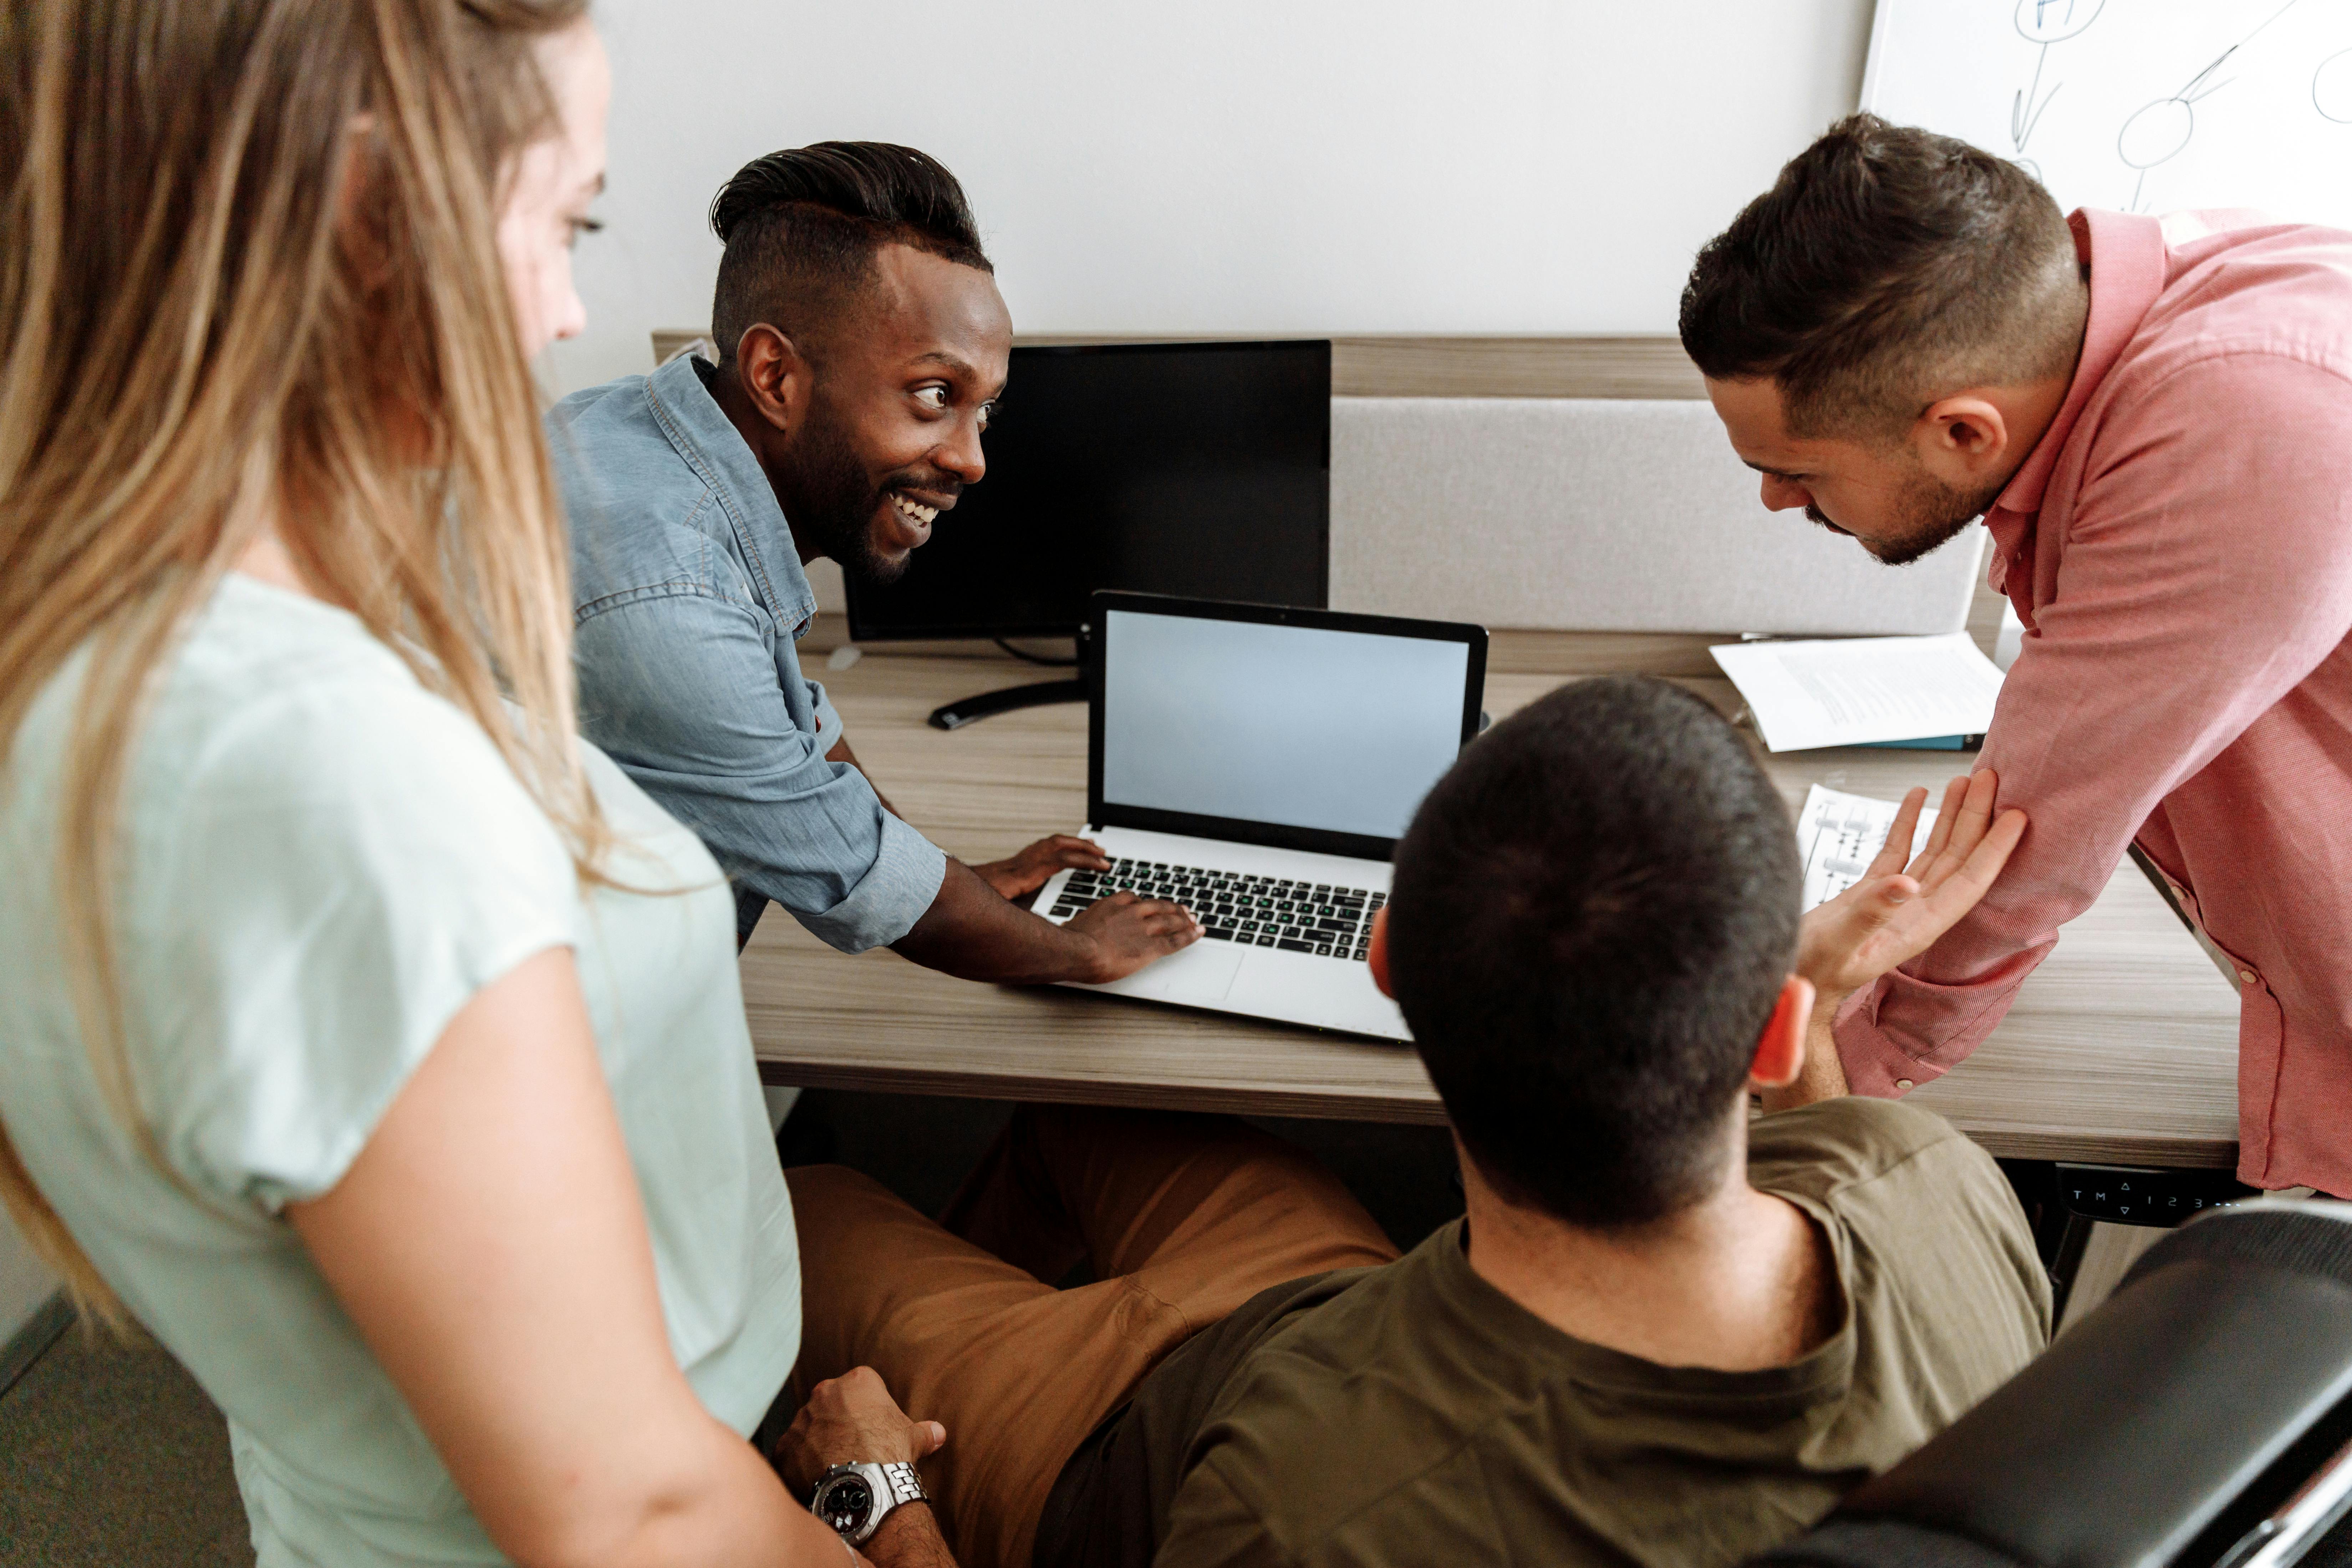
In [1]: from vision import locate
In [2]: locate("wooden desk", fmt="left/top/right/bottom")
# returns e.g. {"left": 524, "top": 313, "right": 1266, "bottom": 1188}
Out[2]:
{"left": 742, "top": 645, "right": 2242, "bottom": 1169}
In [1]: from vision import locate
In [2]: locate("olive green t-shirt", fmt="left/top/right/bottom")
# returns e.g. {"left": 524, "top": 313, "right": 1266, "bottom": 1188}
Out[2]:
{"left": 1038, "top": 1098, "right": 2050, "bottom": 1568}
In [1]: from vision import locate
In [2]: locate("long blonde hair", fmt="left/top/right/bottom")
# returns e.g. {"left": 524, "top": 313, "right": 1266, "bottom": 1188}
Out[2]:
{"left": 0, "top": 0, "right": 599, "bottom": 1322}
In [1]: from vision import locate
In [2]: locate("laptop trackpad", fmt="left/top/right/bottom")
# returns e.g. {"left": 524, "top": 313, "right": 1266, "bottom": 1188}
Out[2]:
{"left": 1122, "top": 940, "right": 1246, "bottom": 1002}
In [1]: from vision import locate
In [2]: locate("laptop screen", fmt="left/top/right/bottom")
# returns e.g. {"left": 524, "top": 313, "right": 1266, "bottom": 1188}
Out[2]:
{"left": 1095, "top": 602, "right": 1482, "bottom": 853}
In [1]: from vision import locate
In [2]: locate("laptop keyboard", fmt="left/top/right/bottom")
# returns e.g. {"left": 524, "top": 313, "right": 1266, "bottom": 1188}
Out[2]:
{"left": 1049, "top": 857, "right": 1386, "bottom": 962}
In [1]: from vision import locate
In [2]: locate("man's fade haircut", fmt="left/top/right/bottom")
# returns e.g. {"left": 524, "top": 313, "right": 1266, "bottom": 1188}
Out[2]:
{"left": 1387, "top": 677, "right": 1800, "bottom": 1230}
{"left": 707, "top": 141, "right": 993, "bottom": 363}
{"left": 1678, "top": 113, "right": 2080, "bottom": 440}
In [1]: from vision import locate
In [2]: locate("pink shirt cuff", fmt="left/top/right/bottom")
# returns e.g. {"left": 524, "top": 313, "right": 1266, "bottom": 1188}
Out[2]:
{"left": 1831, "top": 985, "right": 1949, "bottom": 1098}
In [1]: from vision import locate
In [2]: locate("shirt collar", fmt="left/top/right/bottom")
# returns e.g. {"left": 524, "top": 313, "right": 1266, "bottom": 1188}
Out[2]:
{"left": 646, "top": 353, "right": 818, "bottom": 632}
{"left": 1429, "top": 1216, "right": 1856, "bottom": 1404}
{"left": 1989, "top": 209, "right": 2169, "bottom": 521}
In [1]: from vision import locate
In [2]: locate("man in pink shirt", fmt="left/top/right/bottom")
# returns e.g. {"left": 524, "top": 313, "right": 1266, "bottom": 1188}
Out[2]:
{"left": 1680, "top": 113, "right": 2352, "bottom": 1196}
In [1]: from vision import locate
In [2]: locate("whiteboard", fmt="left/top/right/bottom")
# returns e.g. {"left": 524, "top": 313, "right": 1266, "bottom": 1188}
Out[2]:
{"left": 549, "top": 0, "right": 1878, "bottom": 396}
{"left": 1863, "top": 0, "right": 2352, "bottom": 226}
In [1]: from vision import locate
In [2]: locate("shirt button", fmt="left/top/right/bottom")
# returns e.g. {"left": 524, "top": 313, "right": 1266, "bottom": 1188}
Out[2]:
{"left": 2239, "top": 970, "right": 2257, "bottom": 986}
{"left": 1894, "top": 1078, "right": 1914, "bottom": 1091}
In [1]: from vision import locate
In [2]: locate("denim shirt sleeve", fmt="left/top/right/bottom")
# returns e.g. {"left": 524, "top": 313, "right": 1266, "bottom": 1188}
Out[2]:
{"left": 572, "top": 589, "right": 946, "bottom": 953}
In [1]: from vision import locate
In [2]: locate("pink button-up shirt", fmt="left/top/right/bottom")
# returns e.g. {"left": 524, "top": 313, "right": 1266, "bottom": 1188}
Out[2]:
{"left": 1834, "top": 208, "right": 2352, "bottom": 1196}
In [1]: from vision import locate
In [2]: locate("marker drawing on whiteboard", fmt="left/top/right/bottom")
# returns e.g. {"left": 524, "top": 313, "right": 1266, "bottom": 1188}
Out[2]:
{"left": 2316, "top": 46, "right": 2352, "bottom": 123}
{"left": 2010, "top": 0, "right": 2106, "bottom": 182}
{"left": 2117, "top": 0, "right": 2301, "bottom": 212}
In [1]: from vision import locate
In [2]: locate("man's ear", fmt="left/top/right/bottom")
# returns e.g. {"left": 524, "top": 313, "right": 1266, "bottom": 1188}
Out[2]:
{"left": 1368, "top": 907, "right": 1394, "bottom": 999}
{"left": 1748, "top": 974, "right": 1814, "bottom": 1092}
{"left": 731, "top": 322, "right": 814, "bottom": 437}
{"left": 1910, "top": 393, "right": 2012, "bottom": 486}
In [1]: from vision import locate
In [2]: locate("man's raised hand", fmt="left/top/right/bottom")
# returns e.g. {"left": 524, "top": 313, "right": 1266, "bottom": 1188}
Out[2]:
{"left": 1797, "top": 769, "right": 2027, "bottom": 1014}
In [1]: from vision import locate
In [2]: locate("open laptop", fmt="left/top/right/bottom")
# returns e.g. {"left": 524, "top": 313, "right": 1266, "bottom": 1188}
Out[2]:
{"left": 1034, "top": 592, "right": 1487, "bottom": 1040}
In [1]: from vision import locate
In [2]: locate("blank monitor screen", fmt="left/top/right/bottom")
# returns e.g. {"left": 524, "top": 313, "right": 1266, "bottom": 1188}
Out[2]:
{"left": 843, "top": 341, "right": 1330, "bottom": 640}
{"left": 1100, "top": 609, "right": 1471, "bottom": 843}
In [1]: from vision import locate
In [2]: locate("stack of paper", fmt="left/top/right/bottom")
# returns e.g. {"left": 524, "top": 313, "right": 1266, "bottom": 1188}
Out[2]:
{"left": 1797, "top": 785, "right": 1940, "bottom": 911}
{"left": 1710, "top": 632, "right": 2005, "bottom": 752}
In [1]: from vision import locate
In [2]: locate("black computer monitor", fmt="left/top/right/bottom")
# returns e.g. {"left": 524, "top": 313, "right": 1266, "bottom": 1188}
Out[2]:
{"left": 844, "top": 339, "right": 1331, "bottom": 644}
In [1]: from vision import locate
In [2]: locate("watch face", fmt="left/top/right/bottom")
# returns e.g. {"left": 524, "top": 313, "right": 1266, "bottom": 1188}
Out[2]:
{"left": 818, "top": 1476, "right": 875, "bottom": 1535}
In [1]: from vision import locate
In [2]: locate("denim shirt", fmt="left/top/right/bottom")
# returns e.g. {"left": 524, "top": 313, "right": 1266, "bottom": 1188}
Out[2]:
{"left": 548, "top": 355, "right": 947, "bottom": 950}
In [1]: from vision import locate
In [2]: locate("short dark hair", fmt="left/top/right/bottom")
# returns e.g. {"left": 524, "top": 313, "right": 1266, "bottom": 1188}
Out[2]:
{"left": 1678, "top": 113, "right": 2079, "bottom": 438}
{"left": 1387, "top": 677, "right": 1799, "bottom": 1229}
{"left": 707, "top": 141, "right": 993, "bottom": 361}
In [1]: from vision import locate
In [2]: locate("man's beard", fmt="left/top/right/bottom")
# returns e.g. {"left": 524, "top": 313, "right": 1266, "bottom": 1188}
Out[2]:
{"left": 781, "top": 403, "right": 917, "bottom": 587}
{"left": 1808, "top": 466, "right": 2004, "bottom": 567}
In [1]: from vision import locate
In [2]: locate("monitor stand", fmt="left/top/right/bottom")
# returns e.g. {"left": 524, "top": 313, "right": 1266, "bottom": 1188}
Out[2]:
{"left": 927, "top": 677, "right": 1084, "bottom": 730}
{"left": 927, "top": 627, "right": 1090, "bottom": 730}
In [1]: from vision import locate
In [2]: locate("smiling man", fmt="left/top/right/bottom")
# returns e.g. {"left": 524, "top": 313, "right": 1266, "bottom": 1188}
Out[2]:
{"left": 549, "top": 142, "right": 1196, "bottom": 985}
{"left": 1679, "top": 114, "right": 2352, "bottom": 1198}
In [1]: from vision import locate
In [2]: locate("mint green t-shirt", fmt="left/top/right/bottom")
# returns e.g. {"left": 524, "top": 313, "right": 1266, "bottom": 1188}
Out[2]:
{"left": 0, "top": 576, "right": 801, "bottom": 1567}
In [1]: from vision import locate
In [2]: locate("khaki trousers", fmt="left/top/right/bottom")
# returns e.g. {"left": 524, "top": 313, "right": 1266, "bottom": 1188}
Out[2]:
{"left": 785, "top": 1106, "right": 1399, "bottom": 1568}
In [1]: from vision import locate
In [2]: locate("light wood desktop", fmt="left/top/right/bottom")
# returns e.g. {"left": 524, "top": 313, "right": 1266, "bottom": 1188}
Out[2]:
{"left": 741, "top": 632, "right": 2242, "bottom": 1171}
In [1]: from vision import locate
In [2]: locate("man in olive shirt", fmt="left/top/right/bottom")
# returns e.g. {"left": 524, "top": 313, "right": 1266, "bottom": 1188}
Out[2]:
{"left": 778, "top": 679, "right": 2048, "bottom": 1568}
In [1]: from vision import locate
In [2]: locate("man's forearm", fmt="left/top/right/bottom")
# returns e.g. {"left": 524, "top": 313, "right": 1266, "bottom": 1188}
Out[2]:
{"left": 890, "top": 858, "right": 1103, "bottom": 984}
{"left": 859, "top": 1504, "right": 957, "bottom": 1568}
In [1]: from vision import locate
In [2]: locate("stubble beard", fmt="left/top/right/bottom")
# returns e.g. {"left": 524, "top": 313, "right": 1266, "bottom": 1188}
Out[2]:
{"left": 1812, "top": 467, "right": 2006, "bottom": 568}
{"left": 782, "top": 400, "right": 910, "bottom": 588}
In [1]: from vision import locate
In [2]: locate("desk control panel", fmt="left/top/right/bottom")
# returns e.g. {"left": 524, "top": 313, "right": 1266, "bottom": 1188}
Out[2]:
{"left": 2058, "top": 1163, "right": 2259, "bottom": 1228}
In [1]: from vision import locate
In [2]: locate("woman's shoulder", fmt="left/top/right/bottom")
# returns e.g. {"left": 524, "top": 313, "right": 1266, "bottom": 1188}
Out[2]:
{"left": 170, "top": 575, "right": 496, "bottom": 734}
{"left": 90, "top": 577, "right": 588, "bottom": 968}
{"left": 158, "top": 578, "right": 562, "bottom": 837}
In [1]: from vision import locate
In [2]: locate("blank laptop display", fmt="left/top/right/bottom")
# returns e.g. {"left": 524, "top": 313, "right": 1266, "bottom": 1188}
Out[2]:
{"left": 1098, "top": 610, "right": 1472, "bottom": 843}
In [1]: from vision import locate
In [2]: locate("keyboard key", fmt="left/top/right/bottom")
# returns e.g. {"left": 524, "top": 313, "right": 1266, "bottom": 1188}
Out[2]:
{"left": 1205, "top": 927, "right": 1236, "bottom": 942}
{"left": 1256, "top": 934, "right": 1276, "bottom": 947}
{"left": 1316, "top": 916, "right": 1354, "bottom": 933}
{"left": 1276, "top": 938, "right": 1317, "bottom": 954}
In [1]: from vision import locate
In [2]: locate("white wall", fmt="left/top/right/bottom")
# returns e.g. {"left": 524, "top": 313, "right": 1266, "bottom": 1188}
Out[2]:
{"left": 1, "top": 1208, "right": 57, "bottom": 1348}
{"left": 547, "top": 0, "right": 1876, "bottom": 397}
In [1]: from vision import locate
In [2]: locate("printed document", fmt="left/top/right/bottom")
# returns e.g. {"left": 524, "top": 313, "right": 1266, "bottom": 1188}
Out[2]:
{"left": 1798, "top": 785, "right": 1940, "bottom": 911}
{"left": 1711, "top": 632, "right": 2005, "bottom": 752}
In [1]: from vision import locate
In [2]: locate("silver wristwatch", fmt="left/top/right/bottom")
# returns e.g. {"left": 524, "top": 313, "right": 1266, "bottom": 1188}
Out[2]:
{"left": 811, "top": 1460, "right": 927, "bottom": 1546}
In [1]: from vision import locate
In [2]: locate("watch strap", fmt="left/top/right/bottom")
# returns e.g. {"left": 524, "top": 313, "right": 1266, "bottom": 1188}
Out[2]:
{"left": 876, "top": 1460, "right": 926, "bottom": 1509}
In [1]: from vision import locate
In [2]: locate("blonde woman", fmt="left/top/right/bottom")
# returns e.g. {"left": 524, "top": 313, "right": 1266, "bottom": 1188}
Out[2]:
{"left": 0, "top": 5, "right": 945, "bottom": 1565}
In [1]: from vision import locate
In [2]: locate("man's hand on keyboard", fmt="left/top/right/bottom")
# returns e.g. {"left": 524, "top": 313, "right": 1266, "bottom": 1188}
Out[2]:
{"left": 972, "top": 834, "right": 1113, "bottom": 903}
{"left": 1767, "top": 770, "right": 2027, "bottom": 1111}
{"left": 1063, "top": 892, "right": 1203, "bottom": 982}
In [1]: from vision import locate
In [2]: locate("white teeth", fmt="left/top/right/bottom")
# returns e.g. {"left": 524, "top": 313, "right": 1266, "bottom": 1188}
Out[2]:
{"left": 891, "top": 494, "right": 938, "bottom": 525}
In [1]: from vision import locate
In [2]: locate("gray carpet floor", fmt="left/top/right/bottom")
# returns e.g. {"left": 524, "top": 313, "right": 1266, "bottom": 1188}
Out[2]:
{"left": 0, "top": 1092, "right": 1460, "bottom": 1564}
{"left": 0, "top": 1324, "right": 254, "bottom": 1568}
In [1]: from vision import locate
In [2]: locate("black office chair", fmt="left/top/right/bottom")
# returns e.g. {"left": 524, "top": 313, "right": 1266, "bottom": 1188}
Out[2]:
{"left": 1752, "top": 1200, "right": 2352, "bottom": 1568}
